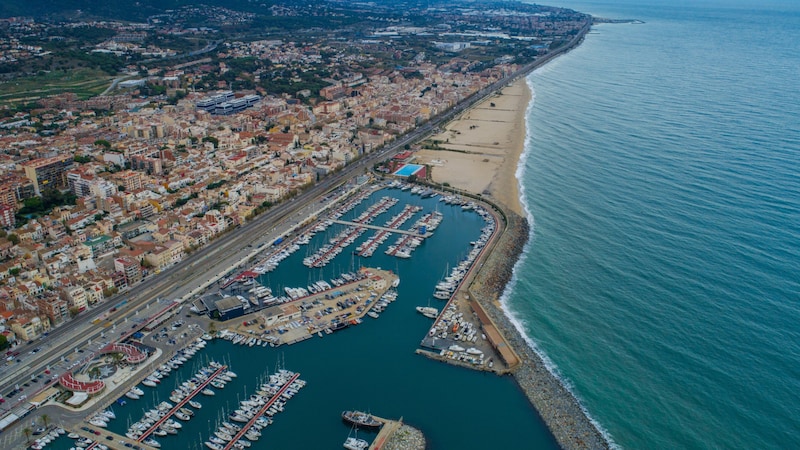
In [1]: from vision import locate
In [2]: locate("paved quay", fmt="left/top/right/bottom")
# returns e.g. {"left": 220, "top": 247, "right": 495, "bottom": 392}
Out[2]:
{"left": 217, "top": 268, "right": 399, "bottom": 346}
{"left": 468, "top": 209, "right": 610, "bottom": 450}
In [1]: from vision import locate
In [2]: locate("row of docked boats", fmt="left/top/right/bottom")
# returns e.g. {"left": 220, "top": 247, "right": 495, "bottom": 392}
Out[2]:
{"left": 250, "top": 243, "right": 300, "bottom": 274}
{"left": 328, "top": 189, "right": 372, "bottom": 222}
{"left": 303, "top": 224, "right": 368, "bottom": 268}
{"left": 385, "top": 210, "right": 443, "bottom": 259}
{"left": 357, "top": 204, "right": 422, "bottom": 257}
{"left": 352, "top": 196, "right": 399, "bottom": 225}
{"left": 88, "top": 409, "right": 116, "bottom": 428}
{"left": 366, "top": 289, "right": 397, "bottom": 319}
{"left": 303, "top": 196, "right": 401, "bottom": 267}
{"left": 405, "top": 184, "right": 439, "bottom": 198}
{"left": 219, "top": 329, "right": 281, "bottom": 347}
{"left": 140, "top": 338, "right": 208, "bottom": 389}
{"left": 431, "top": 208, "right": 495, "bottom": 301}
{"left": 28, "top": 426, "right": 65, "bottom": 450}
{"left": 205, "top": 370, "right": 306, "bottom": 450}
{"left": 124, "top": 361, "right": 232, "bottom": 444}
{"left": 330, "top": 271, "right": 368, "bottom": 287}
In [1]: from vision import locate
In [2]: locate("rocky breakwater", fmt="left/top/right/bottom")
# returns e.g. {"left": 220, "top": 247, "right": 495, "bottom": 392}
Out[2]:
{"left": 379, "top": 424, "right": 426, "bottom": 450}
{"left": 469, "top": 209, "right": 610, "bottom": 450}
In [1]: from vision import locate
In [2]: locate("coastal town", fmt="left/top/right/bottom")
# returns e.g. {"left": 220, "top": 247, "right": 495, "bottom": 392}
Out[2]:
{"left": 0, "top": 1, "right": 608, "bottom": 450}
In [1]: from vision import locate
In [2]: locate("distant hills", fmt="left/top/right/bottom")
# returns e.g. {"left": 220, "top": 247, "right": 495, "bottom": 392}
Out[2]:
{"left": 0, "top": 0, "right": 287, "bottom": 21}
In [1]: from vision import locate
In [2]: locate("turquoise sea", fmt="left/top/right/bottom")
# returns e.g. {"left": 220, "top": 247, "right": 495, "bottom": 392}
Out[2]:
{"left": 508, "top": 0, "right": 800, "bottom": 448}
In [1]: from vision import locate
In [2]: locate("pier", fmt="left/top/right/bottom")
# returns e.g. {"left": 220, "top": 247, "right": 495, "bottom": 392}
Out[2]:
{"left": 331, "top": 220, "right": 429, "bottom": 237}
{"left": 137, "top": 364, "right": 227, "bottom": 442}
{"left": 357, "top": 205, "right": 421, "bottom": 257}
{"left": 221, "top": 372, "right": 301, "bottom": 450}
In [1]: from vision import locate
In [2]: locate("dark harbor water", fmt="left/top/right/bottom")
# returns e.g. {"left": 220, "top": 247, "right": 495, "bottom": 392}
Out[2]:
{"left": 49, "top": 187, "right": 559, "bottom": 449}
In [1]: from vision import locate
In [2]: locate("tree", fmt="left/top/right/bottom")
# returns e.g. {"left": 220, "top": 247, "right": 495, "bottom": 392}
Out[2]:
{"left": 202, "top": 136, "right": 219, "bottom": 148}
{"left": 69, "top": 306, "right": 80, "bottom": 318}
{"left": 9, "top": 268, "right": 20, "bottom": 276}
{"left": 40, "top": 414, "right": 50, "bottom": 428}
{"left": 94, "top": 139, "right": 112, "bottom": 150}
{"left": 7, "top": 233, "right": 19, "bottom": 245}
{"left": 23, "top": 427, "right": 32, "bottom": 443}
{"left": 111, "top": 352, "right": 124, "bottom": 367}
{"left": 0, "top": 334, "right": 8, "bottom": 351}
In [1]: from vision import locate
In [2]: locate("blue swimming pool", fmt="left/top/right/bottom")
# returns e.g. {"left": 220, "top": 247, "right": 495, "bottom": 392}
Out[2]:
{"left": 393, "top": 164, "right": 424, "bottom": 177}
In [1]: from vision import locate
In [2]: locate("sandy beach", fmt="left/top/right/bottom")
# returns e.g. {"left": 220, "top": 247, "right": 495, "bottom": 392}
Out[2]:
{"left": 415, "top": 78, "right": 530, "bottom": 216}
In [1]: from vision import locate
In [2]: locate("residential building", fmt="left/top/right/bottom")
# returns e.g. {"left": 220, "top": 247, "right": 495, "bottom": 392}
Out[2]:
{"left": 22, "top": 154, "right": 74, "bottom": 196}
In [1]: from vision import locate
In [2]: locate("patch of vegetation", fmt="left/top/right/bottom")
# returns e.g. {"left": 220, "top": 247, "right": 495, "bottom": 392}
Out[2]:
{"left": 0, "top": 68, "right": 115, "bottom": 107}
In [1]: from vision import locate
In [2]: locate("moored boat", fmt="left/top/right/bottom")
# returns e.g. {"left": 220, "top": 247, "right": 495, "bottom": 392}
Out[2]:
{"left": 341, "top": 410, "right": 382, "bottom": 429}
{"left": 344, "top": 437, "right": 369, "bottom": 450}
{"left": 415, "top": 306, "right": 438, "bottom": 319}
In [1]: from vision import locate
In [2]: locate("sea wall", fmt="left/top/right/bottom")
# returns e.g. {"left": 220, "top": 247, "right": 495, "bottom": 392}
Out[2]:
{"left": 469, "top": 210, "right": 610, "bottom": 450}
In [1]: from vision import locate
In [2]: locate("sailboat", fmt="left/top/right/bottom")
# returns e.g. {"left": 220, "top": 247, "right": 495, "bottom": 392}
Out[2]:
{"left": 416, "top": 305, "right": 438, "bottom": 319}
{"left": 343, "top": 424, "right": 369, "bottom": 450}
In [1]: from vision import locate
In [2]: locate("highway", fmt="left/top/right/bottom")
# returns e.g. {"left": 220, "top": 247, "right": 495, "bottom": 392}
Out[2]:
{"left": 0, "top": 17, "right": 591, "bottom": 413}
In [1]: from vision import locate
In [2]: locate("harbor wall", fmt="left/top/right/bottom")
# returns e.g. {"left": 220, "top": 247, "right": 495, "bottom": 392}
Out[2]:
{"left": 468, "top": 209, "right": 610, "bottom": 450}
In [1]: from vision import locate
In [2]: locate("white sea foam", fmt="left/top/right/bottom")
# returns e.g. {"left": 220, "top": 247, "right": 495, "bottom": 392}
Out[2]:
{"left": 497, "top": 73, "right": 620, "bottom": 450}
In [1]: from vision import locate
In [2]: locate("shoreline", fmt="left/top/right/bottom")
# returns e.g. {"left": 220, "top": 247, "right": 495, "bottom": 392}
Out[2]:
{"left": 415, "top": 18, "right": 611, "bottom": 450}
{"left": 415, "top": 78, "right": 530, "bottom": 216}
{"left": 469, "top": 209, "right": 610, "bottom": 449}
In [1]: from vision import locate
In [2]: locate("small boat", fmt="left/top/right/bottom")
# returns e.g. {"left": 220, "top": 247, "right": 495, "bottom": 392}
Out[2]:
{"left": 189, "top": 400, "right": 203, "bottom": 409}
{"left": 341, "top": 410, "right": 383, "bottom": 429}
{"left": 202, "top": 389, "right": 215, "bottom": 396}
{"left": 89, "top": 419, "right": 108, "bottom": 428}
{"left": 415, "top": 306, "right": 438, "bottom": 319}
{"left": 125, "top": 390, "right": 140, "bottom": 400}
{"left": 215, "top": 430, "right": 233, "bottom": 441}
{"left": 144, "top": 438, "right": 161, "bottom": 448}
{"left": 344, "top": 437, "right": 369, "bottom": 450}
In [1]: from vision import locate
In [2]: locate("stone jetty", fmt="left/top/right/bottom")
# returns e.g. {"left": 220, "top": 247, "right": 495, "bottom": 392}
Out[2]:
{"left": 469, "top": 208, "right": 610, "bottom": 450}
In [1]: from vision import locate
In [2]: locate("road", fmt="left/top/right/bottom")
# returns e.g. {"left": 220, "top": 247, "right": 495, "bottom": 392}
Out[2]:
{"left": 0, "top": 17, "right": 591, "bottom": 413}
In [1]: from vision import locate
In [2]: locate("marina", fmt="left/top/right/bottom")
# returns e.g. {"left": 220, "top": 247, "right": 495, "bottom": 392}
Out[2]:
{"left": 36, "top": 182, "right": 553, "bottom": 450}
{"left": 131, "top": 362, "right": 228, "bottom": 444}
